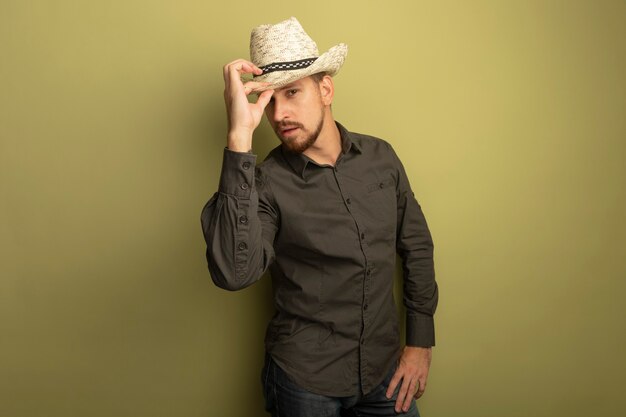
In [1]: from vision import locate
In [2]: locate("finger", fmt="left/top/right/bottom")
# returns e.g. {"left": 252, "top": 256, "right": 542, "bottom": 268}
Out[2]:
{"left": 243, "top": 81, "right": 272, "bottom": 95}
{"left": 254, "top": 89, "right": 274, "bottom": 111}
{"left": 227, "top": 61, "right": 263, "bottom": 87}
{"left": 395, "top": 377, "right": 412, "bottom": 413}
{"left": 385, "top": 369, "right": 403, "bottom": 399}
{"left": 223, "top": 59, "right": 262, "bottom": 81}
{"left": 402, "top": 378, "right": 418, "bottom": 412}
{"left": 415, "top": 377, "right": 426, "bottom": 399}
{"left": 229, "top": 59, "right": 262, "bottom": 75}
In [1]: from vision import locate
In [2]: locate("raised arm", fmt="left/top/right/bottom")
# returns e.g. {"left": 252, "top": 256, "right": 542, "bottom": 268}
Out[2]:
{"left": 200, "top": 60, "right": 277, "bottom": 290}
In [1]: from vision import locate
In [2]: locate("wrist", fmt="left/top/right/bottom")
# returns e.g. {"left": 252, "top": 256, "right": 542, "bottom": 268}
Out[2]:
{"left": 227, "top": 129, "right": 253, "bottom": 152}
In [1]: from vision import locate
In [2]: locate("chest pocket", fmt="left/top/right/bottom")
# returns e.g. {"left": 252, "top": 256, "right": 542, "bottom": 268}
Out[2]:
{"left": 367, "top": 178, "right": 395, "bottom": 193}
{"left": 361, "top": 177, "right": 397, "bottom": 236}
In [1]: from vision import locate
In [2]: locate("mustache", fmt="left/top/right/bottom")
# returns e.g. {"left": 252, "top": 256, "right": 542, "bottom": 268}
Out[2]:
{"left": 277, "top": 121, "right": 303, "bottom": 130}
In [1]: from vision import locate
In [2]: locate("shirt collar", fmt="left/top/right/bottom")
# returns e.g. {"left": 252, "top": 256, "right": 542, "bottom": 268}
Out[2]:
{"left": 281, "top": 121, "right": 362, "bottom": 180}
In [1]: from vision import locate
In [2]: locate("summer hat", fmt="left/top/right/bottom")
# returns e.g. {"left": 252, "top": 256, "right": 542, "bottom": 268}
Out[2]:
{"left": 249, "top": 17, "right": 348, "bottom": 92}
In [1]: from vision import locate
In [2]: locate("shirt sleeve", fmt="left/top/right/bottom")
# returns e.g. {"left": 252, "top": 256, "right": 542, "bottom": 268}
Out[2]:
{"left": 200, "top": 148, "right": 278, "bottom": 291}
{"left": 389, "top": 144, "right": 439, "bottom": 347}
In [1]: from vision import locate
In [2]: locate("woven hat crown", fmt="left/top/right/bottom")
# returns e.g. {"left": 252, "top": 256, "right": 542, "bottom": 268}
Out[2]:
{"left": 250, "top": 17, "right": 320, "bottom": 66}
{"left": 247, "top": 17, "right": 347, "bottom": 92}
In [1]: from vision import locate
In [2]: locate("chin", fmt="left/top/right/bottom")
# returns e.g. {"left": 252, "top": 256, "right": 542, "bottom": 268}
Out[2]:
{"left": 282, "top": 138, "right": 311, "bottom": 154}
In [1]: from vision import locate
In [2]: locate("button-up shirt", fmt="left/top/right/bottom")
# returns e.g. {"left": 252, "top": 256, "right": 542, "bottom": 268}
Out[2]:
{"left": 200, "top": 121, "right": 438, "bottom": 396}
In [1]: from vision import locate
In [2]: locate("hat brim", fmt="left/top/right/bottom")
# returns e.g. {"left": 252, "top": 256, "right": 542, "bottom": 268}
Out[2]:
{"left": 251, "top": 43, "right": 348, "bottom": 93}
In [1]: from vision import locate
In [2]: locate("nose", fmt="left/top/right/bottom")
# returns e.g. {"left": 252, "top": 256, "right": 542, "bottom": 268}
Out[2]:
{"left": 270, "top": 97, "right": 290, "bottom": 124}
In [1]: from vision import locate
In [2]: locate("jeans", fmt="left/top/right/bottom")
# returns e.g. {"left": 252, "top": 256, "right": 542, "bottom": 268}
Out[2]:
{"left": 261, "top": 354, "right": 420, "bottom": 417}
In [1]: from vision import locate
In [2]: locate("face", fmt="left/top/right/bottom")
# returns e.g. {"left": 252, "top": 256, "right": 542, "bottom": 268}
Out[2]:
{"left": 264, "top": 76, "right": 326, "bottom": 154}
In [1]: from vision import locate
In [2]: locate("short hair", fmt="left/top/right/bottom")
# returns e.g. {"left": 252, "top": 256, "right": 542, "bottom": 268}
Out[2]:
{"left": 310, "top": 72, "right": 328, "bottom": 84}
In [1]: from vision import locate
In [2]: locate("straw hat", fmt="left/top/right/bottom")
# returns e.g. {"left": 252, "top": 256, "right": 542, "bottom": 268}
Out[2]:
{"left": 249, "top": 17, "right": 348, "bottom": 92}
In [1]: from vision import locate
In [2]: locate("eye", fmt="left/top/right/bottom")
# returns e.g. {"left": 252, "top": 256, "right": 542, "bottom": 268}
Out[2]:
{"left": 287, "top": 89, "right": 298, "bottom": 97}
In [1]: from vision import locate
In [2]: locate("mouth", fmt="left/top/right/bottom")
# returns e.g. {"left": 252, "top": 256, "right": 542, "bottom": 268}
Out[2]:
{"left": 280, "top": 126, "right": 300, "bottom": 137}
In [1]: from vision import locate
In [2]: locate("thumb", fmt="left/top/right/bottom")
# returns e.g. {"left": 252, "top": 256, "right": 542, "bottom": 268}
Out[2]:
{"left": 255, "top": 89, "right": 274, "bottom": 111}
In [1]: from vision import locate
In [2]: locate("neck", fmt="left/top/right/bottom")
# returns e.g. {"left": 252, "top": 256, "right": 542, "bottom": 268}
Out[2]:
{"left": 303, "top": 110, "right": 341, "bottom": 166}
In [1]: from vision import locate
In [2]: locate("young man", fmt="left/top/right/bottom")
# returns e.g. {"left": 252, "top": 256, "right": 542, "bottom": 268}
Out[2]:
{"left": 201, "top": 17, "right": 438, "bottom": 417}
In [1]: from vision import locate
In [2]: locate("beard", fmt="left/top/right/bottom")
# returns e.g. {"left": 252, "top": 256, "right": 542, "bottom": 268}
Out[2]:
{"left": 274, "top": 108, "right": 325, "bottom": 154}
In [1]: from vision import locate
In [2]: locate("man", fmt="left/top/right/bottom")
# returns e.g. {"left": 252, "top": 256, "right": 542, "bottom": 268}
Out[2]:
{"left": 201, "top": 17, "right": 438, "bottom": 417}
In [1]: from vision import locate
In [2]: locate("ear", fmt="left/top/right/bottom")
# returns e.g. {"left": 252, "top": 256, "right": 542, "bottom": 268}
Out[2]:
{"left": 319, "top": 75, "right": 334, "bottom": 106}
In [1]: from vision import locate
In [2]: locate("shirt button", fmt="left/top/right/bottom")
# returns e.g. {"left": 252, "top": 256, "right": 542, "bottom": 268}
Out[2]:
{"left": 361, "top": 232, "right": 365, "bottom": 240}
{"left": 379, "top": 182, "right": 385, "bottom": 189}
{"left": 366, "top": 269, "right": 371, "bottom": 275}
{"left": 242, "top": 161, "right": 251, "bottom": 170}
{"left": 237, "top": 242, "right": 247, "bottom": 251}
{"left": 240, "top": 183, "right": 249, "bottom": 190}
{"left": 364, "top": 304, "right": 369, "bottom": 311}
{"left": 346, "top": 198, "right": 351, "bottom": 205}
{"left": 239, "top": 215, "right": 249, "bottom": 225}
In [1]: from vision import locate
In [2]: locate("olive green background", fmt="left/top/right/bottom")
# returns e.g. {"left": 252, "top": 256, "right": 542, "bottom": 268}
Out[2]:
{"left": 1, "top": 1, "right": 625, "bottom": 416}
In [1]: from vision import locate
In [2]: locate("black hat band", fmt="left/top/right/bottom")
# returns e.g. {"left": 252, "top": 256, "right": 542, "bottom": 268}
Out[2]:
{"left": 255, "top": 57, "right": 318, "bottom": 77}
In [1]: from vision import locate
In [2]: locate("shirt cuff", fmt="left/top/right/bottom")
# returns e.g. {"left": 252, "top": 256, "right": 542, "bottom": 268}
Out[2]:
{"left": 406, "top": 314, "right": 436, "bottom": 347}
{"left": 218, "top": 148, "right": 257, "bottom": 198}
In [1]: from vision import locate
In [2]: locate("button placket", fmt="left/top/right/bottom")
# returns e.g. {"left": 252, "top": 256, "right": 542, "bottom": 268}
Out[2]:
{"left": 333, "top": 163, "right": 375, "bottom": 379}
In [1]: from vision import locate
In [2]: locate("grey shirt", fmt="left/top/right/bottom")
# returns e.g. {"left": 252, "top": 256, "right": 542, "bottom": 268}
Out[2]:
{"left": 201, "top": 121, "right": 438, "bottom": 396}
